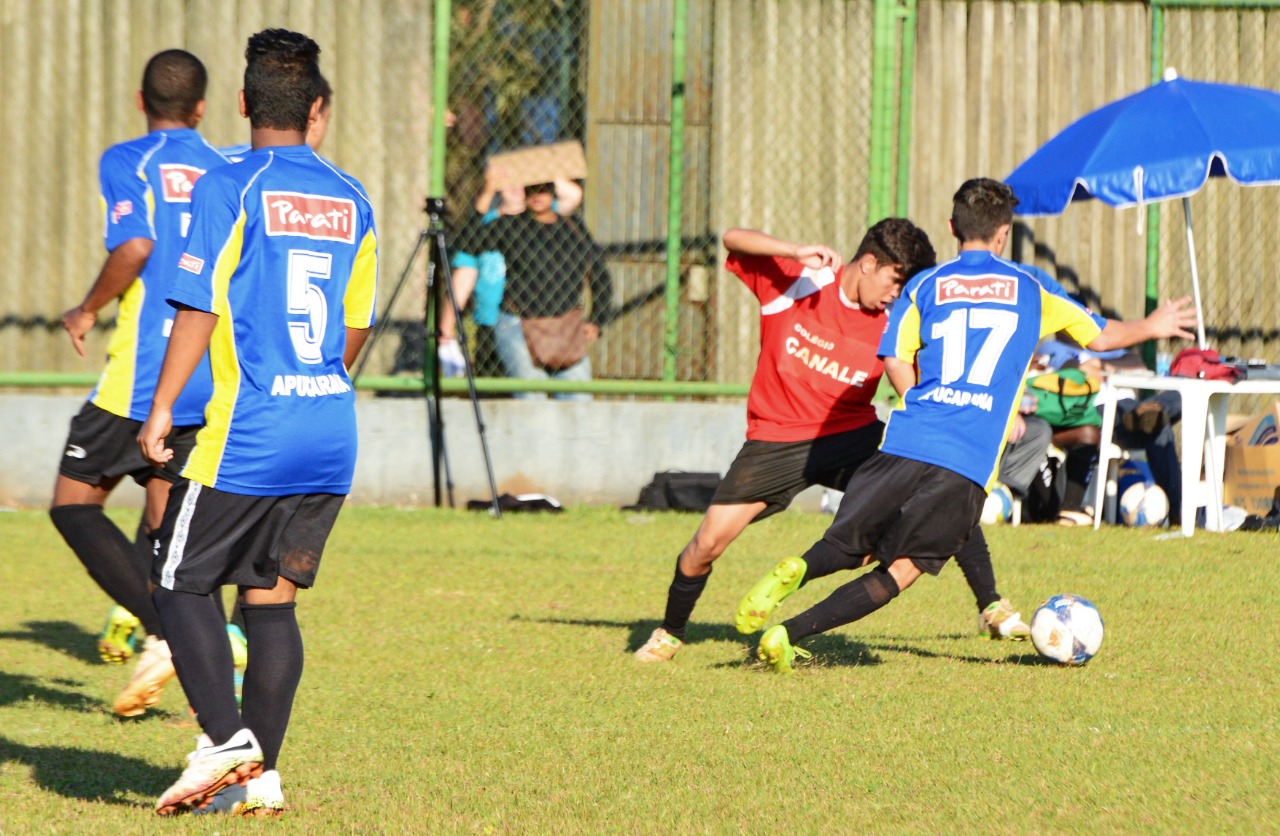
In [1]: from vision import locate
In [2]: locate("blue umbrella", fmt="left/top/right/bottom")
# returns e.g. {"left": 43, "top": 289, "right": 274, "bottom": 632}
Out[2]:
{"left": 1006, "top": 69, "right": 1280, "bottom": 349}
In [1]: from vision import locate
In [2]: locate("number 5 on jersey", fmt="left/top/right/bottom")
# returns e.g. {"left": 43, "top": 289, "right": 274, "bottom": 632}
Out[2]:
{"left": 287, "top": 249, "right": 332, "bottom": 364}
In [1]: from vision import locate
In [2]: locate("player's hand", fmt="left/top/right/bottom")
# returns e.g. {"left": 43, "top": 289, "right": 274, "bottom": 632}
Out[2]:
{"left": 793, "top": 244, "right": 840, "bottom": 271}
{"left": 438, "top": 338, "right": 466, "bottom": 378}
{"left": 1008, "top": 413, "right": 1027, "bottom": 443}
{"left": 1145, "top": 296, "right": 1198, "bottom": 341}
{"left": 137, "top": 409, "right": 175, "bottom": 467}
{"left": 61, "top": 305, "right": 97, "bottom": 358}
{"left": 583, "top": 323, "right": 601, "bottom": 344}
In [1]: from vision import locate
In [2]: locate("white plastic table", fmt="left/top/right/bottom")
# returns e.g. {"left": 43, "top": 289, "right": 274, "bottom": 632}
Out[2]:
{"left": 1094, "top": 373, "right": 1280, "bottom": 536}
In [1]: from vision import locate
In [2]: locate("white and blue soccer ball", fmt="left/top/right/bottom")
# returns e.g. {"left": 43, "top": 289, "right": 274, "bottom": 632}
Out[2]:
{"left": 981, "top": 484, "right": 1013, "bottom": 525}
{"left": 1119, "top": 480, "right": 1169, "bottom": 527}
{"left": 1030, "top": 594, "right": 1105, "bottom": 666}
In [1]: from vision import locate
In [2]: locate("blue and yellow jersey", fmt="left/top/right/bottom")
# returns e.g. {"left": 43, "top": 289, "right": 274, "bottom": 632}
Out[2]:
{"left": 878, "top": 250, "right": 1102, "bottom": 490}
{"left": 169, "top": 144, "right": 378, "bottom": 496}
{"left": 92, "top": 129, "right": 229, "bottom": 425}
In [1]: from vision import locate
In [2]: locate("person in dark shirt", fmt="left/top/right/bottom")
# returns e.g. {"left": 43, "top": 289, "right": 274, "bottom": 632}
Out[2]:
{"left": 460, "top": 179, "right": 613, "bottom": 399}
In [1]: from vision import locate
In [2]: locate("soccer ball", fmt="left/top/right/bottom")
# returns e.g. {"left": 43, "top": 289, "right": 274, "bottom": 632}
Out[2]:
{"left": 1030, "top": 594, "right": 1104, "bottom": 666}
{"left": 981, "top": 484, "right": 1013, "bottom": 525}
{"left": 1118, "top": 479, "right": 1169, "bottom": 527}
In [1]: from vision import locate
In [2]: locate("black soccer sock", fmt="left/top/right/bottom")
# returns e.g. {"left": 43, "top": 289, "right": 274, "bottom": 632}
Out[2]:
{"left": 796, "top": 538, "right": 866, "bottom": 587}
{"left": 152, "top": 585, "right": 242, "bottom": 745}
{"left": 954, "top": 525, "right": 1000, "bottom": 612}
{"left": 229, "top": 600, "right": 247, "bottom": 635}
{"left": 130, "top": 518, "right": 167, "bottom": 639}
{"left": 51, "top": 504, "right": 163, "bottom": 637}
{"left": 659, "top": 559, "right": 711, "bottom": 640}
{"left": 782, "top": 566, "right": 900, "bottom": 643}
{"left": 240, "top": 602, "right": 304, "bottom": 772}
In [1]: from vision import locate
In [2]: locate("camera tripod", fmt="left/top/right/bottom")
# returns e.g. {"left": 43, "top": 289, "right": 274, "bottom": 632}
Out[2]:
{"left": 350, "top": 197, "right": 501, "bottom": 517}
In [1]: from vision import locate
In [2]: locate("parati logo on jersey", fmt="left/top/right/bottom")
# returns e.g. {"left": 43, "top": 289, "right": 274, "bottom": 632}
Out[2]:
{"left": 159, "top": 164, "right": 205, "bottom": 202}
{"left": 936, "top": 275, "right": 1018, "bottom": 305}
{"left": 263, "top": 192, "right": 356, "bottom": 244}
{"left": 179, "top": 253, "right": 205, "bottom": 274}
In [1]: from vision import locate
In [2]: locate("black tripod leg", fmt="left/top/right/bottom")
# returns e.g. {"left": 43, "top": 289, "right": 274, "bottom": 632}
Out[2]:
{"left": 427, "top": 214, "right": 503, "bottom": 518}
{"left": 350, "top": 230, "right": 429, "bottom": 385}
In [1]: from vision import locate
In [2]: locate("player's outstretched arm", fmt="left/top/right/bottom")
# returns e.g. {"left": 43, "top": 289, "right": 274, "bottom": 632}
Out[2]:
{"left": 138, "top": 306, "right": 216, "bottom": 466}
{"left": 1091, "top": 296, "right": 1198, "bottom": 350}
{"left": 61, "top": 238, "right": 154, "bottom": 357}
{"left": 722, "top": 228, "right": 840, "bottom": 270}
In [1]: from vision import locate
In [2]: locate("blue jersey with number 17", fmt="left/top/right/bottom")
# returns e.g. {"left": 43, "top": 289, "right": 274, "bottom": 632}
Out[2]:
{"left": 169, "top": 145, "right": 378, "bottom": 496}
{"left": 878, "top": 250, "right": 1101, "bottom": 490}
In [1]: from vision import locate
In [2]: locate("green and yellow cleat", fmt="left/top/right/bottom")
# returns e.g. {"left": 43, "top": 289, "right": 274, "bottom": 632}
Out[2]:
{"left": 756, "top": 625, "right": 811, "bottom": 674}
{"left": 734, "top": 556, "right": 807, "bottom": 635}
{"left": 98, "top": 605, "right": 142, "bottom": 664}
{"left": 979, "top": 598, "right": 1031, "bottom": 641}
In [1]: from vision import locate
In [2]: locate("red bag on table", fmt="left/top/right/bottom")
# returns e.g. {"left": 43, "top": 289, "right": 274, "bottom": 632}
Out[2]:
{"left": 1169, "top": 348, "right": 1243, "bottom": 382}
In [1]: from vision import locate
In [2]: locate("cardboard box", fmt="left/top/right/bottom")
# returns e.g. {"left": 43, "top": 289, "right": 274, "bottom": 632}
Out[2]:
{"left": 1227, "top": 402, "right": 1280, "bottom": 446}
{"left": 486, "top": 141, "right": 587, "bottom": 187}
{"left": 1223, "top": 401, "right": 1280, "bottom": 514}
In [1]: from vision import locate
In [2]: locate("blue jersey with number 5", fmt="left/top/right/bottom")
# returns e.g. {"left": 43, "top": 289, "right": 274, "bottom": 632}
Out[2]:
{"left": 878, "top": 250, "right": 1101, "bottom": 489}
{"left": 168, "top": 145, "right": 378, "bottom": 496}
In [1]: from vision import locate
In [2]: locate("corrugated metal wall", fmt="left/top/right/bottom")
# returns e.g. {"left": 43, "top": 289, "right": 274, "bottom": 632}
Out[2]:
{"left": 910, "top": 0, "right": 1151, "bottom": 323}
{"left": 0, "top": 0, "right": 431, "bottom": 376}
{"left": 707, "top": 0, "right": 876, "bottom": 383}
{"left": 6, "top": 0, "right": 1279, "bottom": 384}
{"left": 1161, "top": 6, "right": 1280, "bottom": 365}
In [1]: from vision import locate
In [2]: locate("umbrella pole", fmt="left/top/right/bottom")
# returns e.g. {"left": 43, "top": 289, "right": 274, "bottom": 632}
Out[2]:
{"left": 1182, "top": 197, "right": 1208, "bottom": 350}
{"left": 1182, "top": 196, "right": 1224, "bottom": 529}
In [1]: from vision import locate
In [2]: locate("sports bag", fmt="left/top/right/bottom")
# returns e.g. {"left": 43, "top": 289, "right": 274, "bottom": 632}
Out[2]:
{"left": 625, "top": 471, "right": 722, "bottom": 512}
{"left": 1028, "top": 368, "right": 1102, "bottom": 428}
{"left": 521, "top": 307, "right": 588, "bottom": 371}
{"left": 1169, "top": 348, "right": 1242, "bottom": 382}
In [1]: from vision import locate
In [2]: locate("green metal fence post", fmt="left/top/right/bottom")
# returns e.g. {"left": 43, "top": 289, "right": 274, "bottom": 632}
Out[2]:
{"left": 664, "top": 0, "right": 689, "bottom": 383}
{"left": 1144, "top": 3, "right": 1165, "bottom": 371}
{"left": 894, "top": 0, "right": 918, "bottom": 217}
{"left": 868, "top": 0, "right": 898, "bottom": 223}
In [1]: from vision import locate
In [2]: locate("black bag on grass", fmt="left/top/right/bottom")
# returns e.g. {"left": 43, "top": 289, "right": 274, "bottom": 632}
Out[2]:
{"left": 626, "top": 471, "right": 722, "bottom": 512}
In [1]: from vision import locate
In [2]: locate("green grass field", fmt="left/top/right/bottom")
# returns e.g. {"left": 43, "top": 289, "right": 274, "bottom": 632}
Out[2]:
{"left": 2, "top": 505, "right": 1278, "bottom": 833}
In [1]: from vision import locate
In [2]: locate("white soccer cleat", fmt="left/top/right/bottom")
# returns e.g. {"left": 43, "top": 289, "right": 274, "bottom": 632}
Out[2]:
{"left": 634, "top": 628, "right": 682, "bottom": 662}
{"left": 979, "top": 598, "right": 1031, "bottom": 641}
{"left": 155, "top": 728, "right": 264, "bottom": 815}
{"left": 192, "top": 769, "right": 285, "bottom": 818}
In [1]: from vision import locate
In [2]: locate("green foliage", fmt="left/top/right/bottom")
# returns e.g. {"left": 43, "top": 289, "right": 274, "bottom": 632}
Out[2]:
{"left": 2, "top": 507, "right": 1279, "bottom": 831}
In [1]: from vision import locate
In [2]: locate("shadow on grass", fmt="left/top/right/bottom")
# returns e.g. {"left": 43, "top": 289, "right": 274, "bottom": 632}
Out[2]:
{"left": 517, "top": 615, "right": 748, "bottom": 653}
{"left": 0, "top": 734, "right": 171, "bottom": 805}
{"left": 0, "top": 670, "right": 105, "bottom": 712}
{"left": 0, "top": 619, "right": 100, "bottom": 664}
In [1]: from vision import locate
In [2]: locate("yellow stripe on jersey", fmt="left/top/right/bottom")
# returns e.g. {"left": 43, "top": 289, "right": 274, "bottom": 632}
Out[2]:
{"left": 344, "top": 228, "right": 379, "bottom": 328}
{"left": 182, "top": 211, "right": 247, "bottom": 489}
{"left": 90, "top": 279, "right": 144, "bottom": 418}
{"left": 1040, "top": 288, "right": 1103, "bottom": 345}
{"left": 889, "top": 292, "right": 923, "bottom": 363}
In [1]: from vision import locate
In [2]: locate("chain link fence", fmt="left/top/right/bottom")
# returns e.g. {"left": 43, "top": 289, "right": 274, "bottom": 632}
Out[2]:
{"left": 427, "top": 0, "right": 875, "bottom": 391}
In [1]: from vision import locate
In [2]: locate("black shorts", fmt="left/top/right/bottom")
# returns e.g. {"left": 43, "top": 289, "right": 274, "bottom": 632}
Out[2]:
{"left": 58, "top": 401, "right": 199, "bottom": 486}
{"left": 711, "top": 422, "right": 885, "bottom": 521}
{"left": 821, "top": 452, "right": 985, "bottom": 576}
{"left": 152, "top": 480, "right": 345, "bottom": 595}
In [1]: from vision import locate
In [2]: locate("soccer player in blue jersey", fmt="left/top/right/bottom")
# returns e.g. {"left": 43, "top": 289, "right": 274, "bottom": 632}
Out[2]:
{"left": 50, "top": 49, "right": 230, "bottom": 715}
{"left": 137, "top": 29, "right": 377, "bottom": 815}
{"left": 736, "top": 178, "right": 1188, "bottom": 672}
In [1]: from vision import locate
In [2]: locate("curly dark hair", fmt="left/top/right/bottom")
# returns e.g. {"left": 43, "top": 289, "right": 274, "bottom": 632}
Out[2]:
{"left": 854, "top": 217, "right": 937, "bottom": 280}
{"left": 950, "top": 178, "right": 1019, "bottom": 243}
{"left": 141, "top": 50, "right": 207, "bottom": 121}
{"left": 243, "top": 29, "right": 324, "bottom": 132}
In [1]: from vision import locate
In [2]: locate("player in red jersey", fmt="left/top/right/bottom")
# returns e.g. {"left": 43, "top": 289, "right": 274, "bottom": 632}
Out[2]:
{"left": 635, "top": 220, "right": 938, "bottom": 661}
